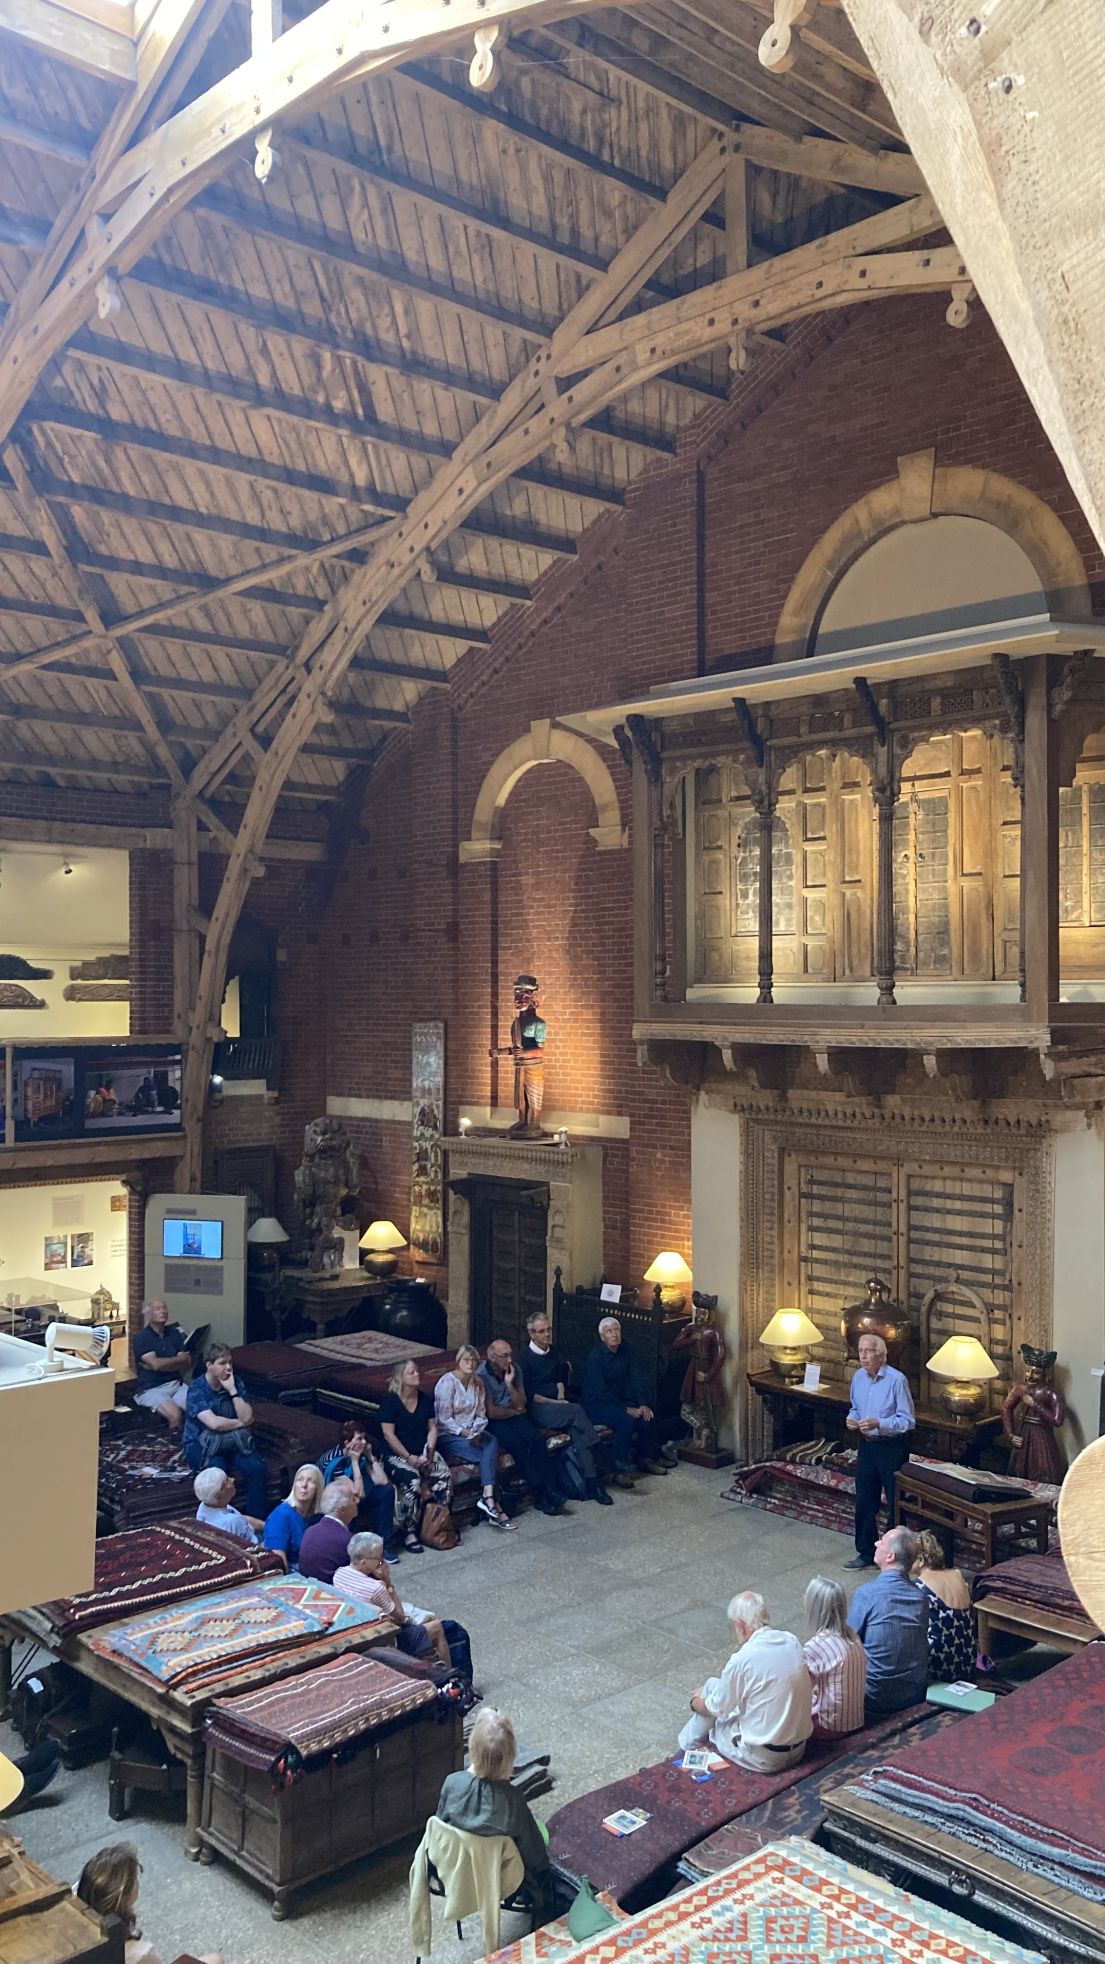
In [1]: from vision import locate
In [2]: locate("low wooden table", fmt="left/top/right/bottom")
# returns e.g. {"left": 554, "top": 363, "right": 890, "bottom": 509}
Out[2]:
{"left": 894, "top": 1463, "right": 1052, "bottom": 1568}
{"left": 747, "top": 1370, "right": 1003, "bottom": 1465}
{"left": 974, "top": 1592, "right": 1099, "bottom": 1658}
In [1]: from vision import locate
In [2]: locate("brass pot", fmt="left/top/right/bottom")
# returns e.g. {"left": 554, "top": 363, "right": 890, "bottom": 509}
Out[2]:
{"left": 840, "top": 1276, "right": 911, "bottom": 1370}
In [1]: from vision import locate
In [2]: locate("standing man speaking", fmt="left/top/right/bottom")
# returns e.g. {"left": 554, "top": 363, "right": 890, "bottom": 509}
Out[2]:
{"left": 843, "top": 1334, "right": 915, "bottom": 1572}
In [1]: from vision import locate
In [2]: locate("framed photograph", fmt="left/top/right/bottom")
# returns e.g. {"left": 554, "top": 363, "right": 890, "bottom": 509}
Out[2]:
{"left": 410, "top": 1020, "right": 445, "bottom": 1267}
{"left": 43, "top": 1235, "right": 67, "bottom": 1272}
{"left": 70, "top": 1230, "right": 94, "bottom": 1269}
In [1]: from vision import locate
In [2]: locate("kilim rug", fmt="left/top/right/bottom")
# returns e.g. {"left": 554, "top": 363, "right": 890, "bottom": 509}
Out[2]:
{"left": 98, "top": 1428, "right": 195, "bottom": 1530}
{"left": 204, "top": 1650, "right": 437, "bottom": 1781}
{"left": 522, "top": 1840, "right": 1044, "bottom": 1964}
{"left": 546, "top": 1703, "right": 931, "bottom": 1910}
{"left": 88, "top": 1576, "right": 385, "bottom": 1692}
{"left": 971, "top": 1546, "right": 1095, "bottom": 1624}
{"left": 848, "top": 1644, "right": 1105, "bottom": 1901}
{"left": 295, "top": 1332, "right": 441, "bottom": 1365}
{"left": 678, "top": 1704, "right": 962, "bottom": 1881}
{"left": 37, "top": 1523, "right": 284, "bottom": 1638}
{"left": 482, "top": 1895, "right": 625, "bottom": 1964}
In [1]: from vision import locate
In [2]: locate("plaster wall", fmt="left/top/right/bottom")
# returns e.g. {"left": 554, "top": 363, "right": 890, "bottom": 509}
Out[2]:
{"left": 0, "top": 1176, "right": 129, "bottom": 1317}
{"left": 690, "top": 1095, "right": 743, "bottom": 1454}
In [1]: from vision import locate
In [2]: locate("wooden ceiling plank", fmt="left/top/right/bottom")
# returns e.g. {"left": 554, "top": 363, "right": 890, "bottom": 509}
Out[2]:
{"left": 684, "top": 0, "right": 899, "bottom": 141}
{"left": 0, "top": 0, "right": 136, "bottom": 78}
{"left": 639, "top": 2, "right": 877, "bottom": 147}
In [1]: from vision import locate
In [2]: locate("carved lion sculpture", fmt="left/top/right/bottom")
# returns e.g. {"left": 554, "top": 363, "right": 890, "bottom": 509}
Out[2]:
{"left": 294, "top": 1116, "right": 360, "bottom": 1272}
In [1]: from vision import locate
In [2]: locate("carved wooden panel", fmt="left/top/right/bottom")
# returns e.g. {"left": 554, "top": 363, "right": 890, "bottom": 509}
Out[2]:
{"left": 891, "top": 732, "right": 1018, "bottom": 983}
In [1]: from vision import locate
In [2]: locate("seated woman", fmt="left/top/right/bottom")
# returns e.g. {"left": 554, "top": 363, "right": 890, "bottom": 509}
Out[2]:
{"left": 76, "top": 1842, "right": 227, "bottom": 1964}
{"left": 434, "top": 1345, "right": 515, "bottom": 1532}
{"left": 379, "top": 1360, "right": 455, "bottom": 1553}
{"left": 262, "top": 1464, "right": 323, "bottom": 1570}
{"left": 192, "top": 1467, "right": 260, "bottom": 1544}
{"left": 914, "top": 1530, "right": 976, "bottom": 1681}
{"left": 802, "top": 1576, "right": 866, "bottom": 1736}
{"left": 332, "top": 1531, "right": 453, "bottom": 1668}
{"left": 319, "top": 1420, "right": 400, "bottom": 1559}
{"left": 435, "top": 1708, "right": 551, "bottom": 1922}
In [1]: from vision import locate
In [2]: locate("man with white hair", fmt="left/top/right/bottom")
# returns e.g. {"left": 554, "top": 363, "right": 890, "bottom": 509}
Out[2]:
{"left": 298, "top": 1479, "right": 358, "bottom": 1584}
{"left": 332, "top": 1532, "right": 452, "bottom": 1667}
{"left": 848, "top": 1525, "right": 929, "bottom": 1716}
{"left": 132, "top": 1299, "right": 192, "bottom": 1430}
{"left": 582, "top": 1316, "right": 669, "bottom": 1486}
{"left": 192, "top": 1466, "right": 260, "bottom": 1544}
{"left": 843, "top": 1332, "right": 915, "bottom": 1571}
{"left": 677, "top": 1592, "right": 812, "bottom": 1772}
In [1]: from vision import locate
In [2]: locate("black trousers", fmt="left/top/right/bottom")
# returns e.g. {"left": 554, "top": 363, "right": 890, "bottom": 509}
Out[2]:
{"left": 488, "top": 1413, "right": 553, "bottom": 1496}
{"left": 854, "top": 1435, "right": 910, "bottom": 1560}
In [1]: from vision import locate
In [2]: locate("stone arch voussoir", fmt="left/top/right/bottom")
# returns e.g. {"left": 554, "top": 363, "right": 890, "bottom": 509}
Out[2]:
{"left": 459, "top": 719, "right": 627, "bottom": 863}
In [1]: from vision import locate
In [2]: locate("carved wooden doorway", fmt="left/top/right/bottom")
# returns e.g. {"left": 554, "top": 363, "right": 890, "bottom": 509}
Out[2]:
{"left": 465, "top": 1176, "right": 549, "bottom": 1354}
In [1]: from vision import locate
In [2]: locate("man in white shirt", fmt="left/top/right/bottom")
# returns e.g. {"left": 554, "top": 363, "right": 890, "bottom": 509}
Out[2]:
{"left": 677, "top": 1591, "right": 812, "bottom": 1773}
{"left": 192, "top": 1466, "right": 260, "bottom": 1544}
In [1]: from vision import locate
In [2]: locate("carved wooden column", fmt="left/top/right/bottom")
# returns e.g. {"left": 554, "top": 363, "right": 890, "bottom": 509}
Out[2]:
{"left": 1020, "top": 656, "right": 1060, "bottom": 1018}
{"left": 751, "top": 780, "right": 776, "bottom": 1004}
{"left": 625, "top": 715, "right": 665, "bottom": 1011}
{"left": 994, "top": 654, "right": 1028, "bottom": 1005}
{"left": 873, "top": 756, "right": 897, "bottom": 1007}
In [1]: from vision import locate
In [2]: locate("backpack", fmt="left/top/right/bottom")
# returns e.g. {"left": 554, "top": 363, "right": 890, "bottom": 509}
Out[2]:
{"left": 556, "top": 1444, "right": 588, "bottom": 1500}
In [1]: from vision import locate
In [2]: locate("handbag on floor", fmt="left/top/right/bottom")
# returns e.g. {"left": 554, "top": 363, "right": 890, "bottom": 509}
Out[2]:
{"left": 567, "top": 1877, "right": 617, "bottom": 1941}
{"left": 556, "top": 1445, "right": 588, "bottom": 1499}
{"left": 440, "top": 1616, "right": 473, "bottom": 1679}
{"left": 419, "top": 1500, "right": 459, "bottom": 1550}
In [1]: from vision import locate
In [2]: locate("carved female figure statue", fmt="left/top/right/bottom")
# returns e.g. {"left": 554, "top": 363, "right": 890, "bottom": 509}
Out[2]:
{"left": 1001, "top": 1342, "right": 1067, "bottom": 1486}
{"left": 491, "top": 974, "right": 548, "bottom": 1138}
{"left": 672, "top": 1292, "right": 728, "bottom": 1455}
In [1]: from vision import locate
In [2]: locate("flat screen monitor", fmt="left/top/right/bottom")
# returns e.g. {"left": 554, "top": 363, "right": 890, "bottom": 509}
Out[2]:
{"left": 162, "top": 1218, "right": 224, "bottom": 1261}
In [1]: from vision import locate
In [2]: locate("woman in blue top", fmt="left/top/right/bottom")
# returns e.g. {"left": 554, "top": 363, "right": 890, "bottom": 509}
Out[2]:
{"left": 262, "top": 1464, "right": 323, "bottom": 1569}
{"left": 319, "top": 1421, "right": 400, "bottom": 1559}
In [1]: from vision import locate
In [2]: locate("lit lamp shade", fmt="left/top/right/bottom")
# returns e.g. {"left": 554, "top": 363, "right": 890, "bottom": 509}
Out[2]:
{"left": 644, "top": 1250, "right": 693, "bottom": 1311}
{"left": 926, "top": 1333, "right": 999, "bottom": 1419}
{"left": 246, "top": 1216, "right": 289, "bottom": 1247}
{"left": 359, "top": 1220, "right": 407, "bottom": 1279}
{"left": 759, "top": 1307, "right": 823, "bottom": 1384}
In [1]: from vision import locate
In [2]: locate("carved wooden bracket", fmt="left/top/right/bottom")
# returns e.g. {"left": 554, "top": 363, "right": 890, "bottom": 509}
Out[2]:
{"left": 612, "top": 724, "right": 634, "bottom": 772}
{"left": 853, "top": 676, "right": 887, "bottom": 747}
{"left": 1051, "top": 650, "right": 1091, "bottom": 720}
{"left": 992, "top": 652, "right": 1026, "bottom": 789}
{"left": 732, "top": 695, "right": 765, "bottom": 769}
{"left": 626, "top": 713, "right": 662, "bottom": 785}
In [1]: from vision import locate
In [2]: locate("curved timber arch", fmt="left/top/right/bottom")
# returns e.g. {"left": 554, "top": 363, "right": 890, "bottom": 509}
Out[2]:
{"left": 773, "top": 452, "right": 1092, "bottom": 664}
{"left": 460, "top": 720, "right": 627, "bottom": 862}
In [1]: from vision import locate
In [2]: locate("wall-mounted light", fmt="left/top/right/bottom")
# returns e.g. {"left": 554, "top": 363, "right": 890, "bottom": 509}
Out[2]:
{"left": 62, "top": 859, "right": 73, "bottom": 876}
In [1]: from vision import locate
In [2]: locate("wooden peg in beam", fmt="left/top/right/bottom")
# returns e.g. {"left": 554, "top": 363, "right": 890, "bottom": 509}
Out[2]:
{"left": 759, "top": 0, "right": 818, "bottom": 73}
{"left": 946, "top": 281, "right": 975, "bottom": 330}
{"left": 470, "top": 21, "right": 507, "bottom": 91}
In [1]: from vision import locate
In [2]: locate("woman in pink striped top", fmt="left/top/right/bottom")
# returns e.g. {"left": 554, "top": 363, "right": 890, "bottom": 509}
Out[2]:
{"left": 802, "top": 1577, "right": 866, "bottom": 1737}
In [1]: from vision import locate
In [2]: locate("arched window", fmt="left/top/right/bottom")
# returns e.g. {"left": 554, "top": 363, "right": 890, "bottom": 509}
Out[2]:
{"left": 813, "top": 515, "right": 1047, "bottom": 659}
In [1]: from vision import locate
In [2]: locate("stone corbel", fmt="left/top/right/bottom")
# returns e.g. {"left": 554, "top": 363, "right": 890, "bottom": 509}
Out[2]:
{"left": 588, "top": 823, "right": 629, "bottom": 851}
{"left": 459, "top": 838, "right": 503, "bottom": 864}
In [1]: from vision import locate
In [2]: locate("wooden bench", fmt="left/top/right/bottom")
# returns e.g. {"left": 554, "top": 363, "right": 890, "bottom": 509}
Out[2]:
{"left": 974, "top": 1592, "right": 1099, "bottom": 1658}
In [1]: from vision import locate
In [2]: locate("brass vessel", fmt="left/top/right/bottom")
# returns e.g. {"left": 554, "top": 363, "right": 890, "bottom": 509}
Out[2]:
{"left": 840, "top": 1276, "right": 910, "bottom": 1370}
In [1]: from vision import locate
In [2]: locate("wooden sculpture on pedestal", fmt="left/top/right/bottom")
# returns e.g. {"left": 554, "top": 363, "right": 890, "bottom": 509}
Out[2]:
{"left": 294, "top": 1117, "right": 360, "bottom": 1272}
{"left": 1002, "top": 1343, "right": 1067, "bottom": 1486}
{"left": 491, "top": 974, "right": 548, "bottom": 1138}
{"left": 672, "top": 1291, "right": 734, "bottom": 1468}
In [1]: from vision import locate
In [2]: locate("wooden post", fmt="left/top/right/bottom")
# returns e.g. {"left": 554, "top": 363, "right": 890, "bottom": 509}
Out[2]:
{"left": 873, "top": 780, "right": 896, "bottom": 1007}
{"left": 754, "top": 781, "right": 775, "bottom": 1005}
{"left": 1021, "top": 656, "right": 1060, "bottom": 1019}
{"left": 631, "top": 754, "right": 655, "bottom": 1022}
{"left": 171, "top": 798, "right": 205, "bottom": 1193}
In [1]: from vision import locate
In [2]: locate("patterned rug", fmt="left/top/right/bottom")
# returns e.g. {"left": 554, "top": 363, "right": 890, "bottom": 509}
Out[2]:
{"left": 98, "top": 1426, "right": 195, "bottom": 1530}
{"left": 296, "top": 1332, "right": 441, "bottom": 1365}
{"left": 483, "top": 1895, "right": 625, "bottom": 1963}
{"left": 88, "top": 1576, "right": 386, "bottom": 1692}
{"left": 527, "top": 1840, "right": 1044, "bottom": 1964}
{"left": 204, "top": 1650, "right": 438, "bottom": 1781}
{"left": 849, "top": 1645, "right": 1105, "bottom": 1902}
{"left": 679, "top": 1705, "right": 962, "bottom": 1881}
{"left": 971, "top": 1546, "right": 1096, "bottom": 1625}
{"left": 37, "top": 1523, "right": 283, "bottom": 1638}
{"left": 546, "top": 1704, "right": 931, "bottom": 1910}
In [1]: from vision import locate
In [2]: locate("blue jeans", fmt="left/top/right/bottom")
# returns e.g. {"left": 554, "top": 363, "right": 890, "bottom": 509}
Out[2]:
{"left": 184, "top": 1440, "right": 267, "bottom": 1517}
{"left": 439, "top": 1430, "right": 499, "bottom": 1488}
{"left": 359, "top": 1481, "right": 397, "bottom": 1547}
{"left": 582, "top": 1398, "right": 660, "bottom": 1469}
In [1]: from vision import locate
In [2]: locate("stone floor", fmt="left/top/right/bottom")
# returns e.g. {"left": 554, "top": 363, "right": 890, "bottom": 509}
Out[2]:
{"left": 0, "top": 1469, "right": 874, "bottom": 1961}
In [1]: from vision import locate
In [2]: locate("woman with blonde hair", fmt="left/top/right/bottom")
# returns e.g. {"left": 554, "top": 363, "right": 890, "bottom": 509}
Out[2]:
{"left": 76, "top": 1842, "right": 226, "bottom": 1964}
{"left": 435, "top": 1709, "right": 551, "bottom": 1918}
{"left": 913, "top": 1530, "right": 975, "bottom": 1681}
{"left": 803, "top": 1576, "right": 866, "bottom": 1736}
{"left": 434, "top": 1345, "right": 515, "bottom": 1530}
{"left": 261, "top": 1463, "right": 323, "bottom": 1569}
{"left": 379, "top": 1358, "right": 454, "bottom": 1552}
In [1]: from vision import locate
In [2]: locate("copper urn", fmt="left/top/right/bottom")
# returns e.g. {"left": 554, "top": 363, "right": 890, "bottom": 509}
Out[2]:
{"left": 840, "top": 1276, "right": 910, "bottom": 1370}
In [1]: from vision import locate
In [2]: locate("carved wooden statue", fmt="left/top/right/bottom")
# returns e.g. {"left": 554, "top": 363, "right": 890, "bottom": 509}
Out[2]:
{"left": 672, "top": 1291, "right": 728, "bottom": 1455}
{"left": 294, "top": 1116, "right": 360, "bottom": 1272}
{"left": 1002, "top": 1342, "right": 1067, "bottom": 1486}
{"left": 491, "top": 973, "right": 548, "bottom": 1137}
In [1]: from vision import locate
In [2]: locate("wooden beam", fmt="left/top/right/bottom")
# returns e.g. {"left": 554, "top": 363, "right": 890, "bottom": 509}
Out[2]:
{"left": 0, "top": 814, "right": 327, "bottom": 858}
{"left": 0, "top": 745, "right": 341, "bottom": 796}
{"left": 678, "top": 0, "right": 900, "bottom": 143}
{"left": 171, "top": 796, "right": 200, "bottom": 1041}
{"left": 840, "top": 0, "right": 1105, "bottom": 554}
{"left": 0, "top": 0, "right": 135, "bottom": 76}
{"left": 0, "top": 694, "right": 408, "bottom": 752}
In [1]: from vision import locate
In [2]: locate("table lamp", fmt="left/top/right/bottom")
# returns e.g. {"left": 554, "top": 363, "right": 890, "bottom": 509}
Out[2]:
{"left": 359, "top": 1220, "right": 407, "bottom": 1279}
{"left": 926, "top": 1333, "right": 998, "bottom": 1418}
{"left": 759, "top": 1307, "right": 823, "bottom": 1383}
{"left": 246, "top": 1216, "right": 289, "bottom": 1251}
{"left": 644, "top": 1250, "right": 693, "bottom": 1311}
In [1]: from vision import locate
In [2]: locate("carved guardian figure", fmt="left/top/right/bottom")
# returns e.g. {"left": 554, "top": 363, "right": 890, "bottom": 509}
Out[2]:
{"left": 294, "top": 1116, "right": 360, "bottom": 1272}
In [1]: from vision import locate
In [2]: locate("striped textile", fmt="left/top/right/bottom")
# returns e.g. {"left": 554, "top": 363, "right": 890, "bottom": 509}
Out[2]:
{"left": 802, "top": 1629, "right": 866, "bottom": 1737}
{"left": 204, "top": 1651, "right": 437, "bottom": 1780}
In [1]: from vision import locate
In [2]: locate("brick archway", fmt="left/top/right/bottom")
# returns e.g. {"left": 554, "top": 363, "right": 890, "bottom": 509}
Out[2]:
{"left": 773, "top": 451, "right": 1092, "bottom": 664}
{"left": 459, "top": 719, "right": 627, "bottom": 862}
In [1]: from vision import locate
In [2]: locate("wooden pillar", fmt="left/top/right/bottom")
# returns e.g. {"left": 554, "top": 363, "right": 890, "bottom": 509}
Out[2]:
{"left": 1021, "top": 656, "right": 1060, "bottom": 1018}
{"left": 873, "top": 781, "right": 897, "bottom": 1007}
{"left": 754, "top": 783, "right": 775, "bottom": 1005}
{"left": 171, "top": 797, "right": 199, "bottom": 1044}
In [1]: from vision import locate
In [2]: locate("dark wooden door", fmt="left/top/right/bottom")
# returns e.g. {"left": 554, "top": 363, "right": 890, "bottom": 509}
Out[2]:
{"left": 468, "top": 1179, "right": 548, "bottom": 1353}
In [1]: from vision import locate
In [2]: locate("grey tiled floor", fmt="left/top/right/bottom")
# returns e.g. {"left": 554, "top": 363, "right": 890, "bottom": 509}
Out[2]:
{"left": 2, "top": 1469, "right": 849, "bottom": 1962}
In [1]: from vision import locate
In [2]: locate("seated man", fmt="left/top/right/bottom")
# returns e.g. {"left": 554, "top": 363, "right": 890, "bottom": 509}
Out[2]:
{"left": 298, "top": 1480, "right": 358, "bottom": 1585}
{"left": 132, "top": 1298, "right": 192, "bottom": 1432}
{"left": 678, "top": 1590, "right": 812, "bottom": 1773}
{"left": 182, "top": 1343, "right": 267, "bottom": 1518}
{"left": 192, "top": 1466, "right": 260, "bottom": 1544}
{"left": 478, "top": 1339, "right": 565, "bottom": 1517}
{"left": 849, "top": 1525, "right": 929, "bottom": 1717}
{"left": 582, "top": 1316, "right": 667, "bottom": 1486}
{"left": 519, "top": 1311, "right": 612, "bottom": 1506}
{"left": 332, "top": 1531, "right": 453, "bottom": 1669}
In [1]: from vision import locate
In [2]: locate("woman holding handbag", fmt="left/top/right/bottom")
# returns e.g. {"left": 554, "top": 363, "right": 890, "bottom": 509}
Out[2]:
{"left": 379, "top": 1359, "right": 455, "bottom": 1552}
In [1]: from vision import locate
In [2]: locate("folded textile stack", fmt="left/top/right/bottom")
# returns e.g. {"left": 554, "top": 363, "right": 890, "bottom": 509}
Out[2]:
{"left": 971, "top": 1546, "right": 1095, "bottom": 1624}
{"left": 850, "top": 1646, "right": 1105, "bottom": 1903}
{"left": 204, "top": 1650, "right": 437, "bottom": 1784}
{"left": 88, "top": 1575, "right": 386, "bottom": 1695}
{"left": 37, "top": 1522, "right": 284, "bottom": 1638}
{"left": 97, "top": 1426, "right": 195, "bottom": 1531}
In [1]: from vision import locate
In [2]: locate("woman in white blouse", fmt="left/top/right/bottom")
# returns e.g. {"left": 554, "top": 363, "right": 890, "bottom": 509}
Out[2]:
{"left": 433, "top": 1345, "right": 515, "bottom": 1530}
{"left": 802, "top": 1576, "right": 866, "bottom": 1737}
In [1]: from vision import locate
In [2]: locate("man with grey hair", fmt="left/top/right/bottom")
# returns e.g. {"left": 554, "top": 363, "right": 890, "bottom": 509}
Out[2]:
{"left": 677, "top": 1591, "right": 812, "bottom": 1771}
{"left": 582, "top": 1316, "right": 668, "bottom": 1485}
{"left": 332, "top": 1532, "right": 452, "bottom": 1667}
{"left": 519, "top": 1311, "right": 612, "bottom": 1506}
{"left": 848, "top": 1525, "right": 929, "bottom": 1716}
{"left": 192, "top": 1466, "right": 260, "bottom": 1544}
{"left": 297, "top": 1479, "right": 358, "bottom": 1585}
{"left": 132, "top": 1298, "right": 192, "bottom": 1430}
{"left": 844, "top": 1331, "right": 915, "bottom": 1570}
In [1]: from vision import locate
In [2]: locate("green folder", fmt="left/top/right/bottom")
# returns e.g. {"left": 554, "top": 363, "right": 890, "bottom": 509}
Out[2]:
{"left": 925, "top": 1681, "right": 996, "bottom": 1713}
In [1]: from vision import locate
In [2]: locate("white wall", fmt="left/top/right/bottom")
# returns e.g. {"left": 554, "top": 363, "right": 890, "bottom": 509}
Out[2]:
{"left": 1052, "top": 1125, "right": 1105, "bottom": 1457}
{"left": 0, "top": 846, "right": 129, "bottom": 1040}
{"left": 0, "top": 947, "right": 129, "bottom": 1039}
{"left": 0, "top": 1179, "right": 129, "bottom": 1322}
{"left": 690, "top": 1095, "right": 743, "bottom": 1454}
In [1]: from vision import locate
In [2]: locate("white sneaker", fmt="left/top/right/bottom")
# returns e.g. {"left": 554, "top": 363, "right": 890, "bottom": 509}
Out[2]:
{"left": 477, "top": 1497, "right": 517, "bottom": 1530}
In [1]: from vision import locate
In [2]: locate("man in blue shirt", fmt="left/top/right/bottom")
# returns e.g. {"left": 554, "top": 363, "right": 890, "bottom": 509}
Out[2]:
{"left": 843, "top": 1333, "right": 915, "bottom": 1570}
{"left": 848, "top": 1525, "right": 929, "bottom": 1715}
{"left": 183, "top": 1342, "right": 267, "bottom": 1518}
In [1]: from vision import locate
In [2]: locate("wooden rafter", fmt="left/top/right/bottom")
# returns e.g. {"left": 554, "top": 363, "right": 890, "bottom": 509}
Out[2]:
{"left": 0, "top": 0, "right": 136, "bottom": 77}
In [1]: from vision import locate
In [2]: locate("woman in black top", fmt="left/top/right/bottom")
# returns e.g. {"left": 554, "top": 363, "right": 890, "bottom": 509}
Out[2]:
{"left": 378, "top": 1359, "right": 453, "bottom": 1552}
